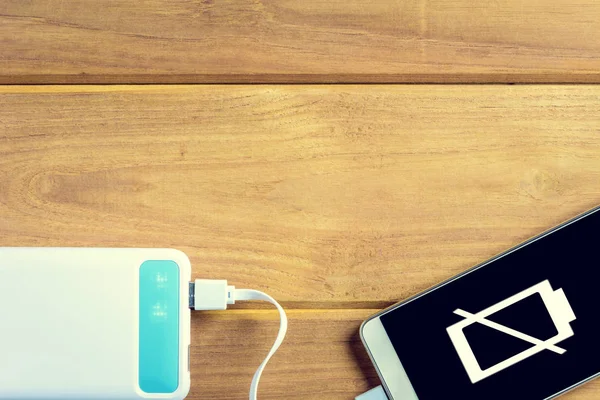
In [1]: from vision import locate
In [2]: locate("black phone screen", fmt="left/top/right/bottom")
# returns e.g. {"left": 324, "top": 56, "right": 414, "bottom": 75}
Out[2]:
{"left": 380, "top": 208, "right": 600, "bottom": 400}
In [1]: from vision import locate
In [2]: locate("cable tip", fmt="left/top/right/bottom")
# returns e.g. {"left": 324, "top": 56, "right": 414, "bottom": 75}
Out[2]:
{"left": 355, "top": 385, "right": 388, "bottom": 400}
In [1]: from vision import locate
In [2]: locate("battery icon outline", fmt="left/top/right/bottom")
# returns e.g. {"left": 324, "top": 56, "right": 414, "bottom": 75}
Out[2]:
{"left": 447, "top": 280, "right": 576, "bottom": 383}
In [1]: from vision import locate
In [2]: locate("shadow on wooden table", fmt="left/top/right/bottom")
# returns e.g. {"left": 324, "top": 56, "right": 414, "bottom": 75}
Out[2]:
{"left": 350, "top": 330, "right": 381, "bottom": 390}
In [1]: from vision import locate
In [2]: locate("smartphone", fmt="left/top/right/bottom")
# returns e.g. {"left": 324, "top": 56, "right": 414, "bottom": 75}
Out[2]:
{"left": 361, "top": 206, "right": 600, "bottom": 400}
{"left": 0, "top": 248, "right": 191, "bottom": 399}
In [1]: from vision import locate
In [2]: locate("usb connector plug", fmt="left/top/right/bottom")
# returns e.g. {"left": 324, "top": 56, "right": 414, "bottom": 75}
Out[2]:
{"left": 189, "top": 279, "right": 235, "bottom": 310}
{"left": 355, "top": 385, "right": 388, "bottom": 400}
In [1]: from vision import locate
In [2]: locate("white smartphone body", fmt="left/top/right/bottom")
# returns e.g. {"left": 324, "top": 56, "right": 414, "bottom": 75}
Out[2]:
{"left": 361, "top": 206, "right": 600, "bottom": 400}
{"left": 0, "top": 248, "right": 191, "bottom": 400}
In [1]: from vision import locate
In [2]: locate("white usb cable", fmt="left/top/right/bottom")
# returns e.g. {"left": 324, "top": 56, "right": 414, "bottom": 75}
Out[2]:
{"left": 189, "top": 279, "right": 288, "bottom": 400}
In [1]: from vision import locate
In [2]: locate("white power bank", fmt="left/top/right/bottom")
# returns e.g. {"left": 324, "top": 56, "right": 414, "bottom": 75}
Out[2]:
{"left": 0, "top": 248, "right": 191, "bottom": 399}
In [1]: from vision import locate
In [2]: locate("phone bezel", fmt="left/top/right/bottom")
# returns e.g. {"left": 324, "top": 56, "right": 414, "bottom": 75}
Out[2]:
{"left": 360, "top": 205, "right": 600, "bottom": 400}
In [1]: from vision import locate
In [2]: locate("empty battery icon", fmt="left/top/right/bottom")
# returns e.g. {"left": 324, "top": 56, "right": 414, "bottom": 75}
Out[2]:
{"left": 447, "top": 280, "right": 576, "bottom": 383}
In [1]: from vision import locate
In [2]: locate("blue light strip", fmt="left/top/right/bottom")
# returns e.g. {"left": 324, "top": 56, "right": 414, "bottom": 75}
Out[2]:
{"left": 139, "top": 260, "right": 180, "bottom": 393}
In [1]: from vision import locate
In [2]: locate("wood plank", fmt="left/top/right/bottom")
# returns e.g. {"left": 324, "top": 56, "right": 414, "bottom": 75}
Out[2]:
{"left": 1, "top": 85, "right": 600, "bottom": 306}
{"left": 1, "top": 0, "right": 600, "bottom": 83}
{"left": 193, "top": 309, "right": 599, "bottom": 399}
{"left": 192, "top": 309, "right": 378, "bottom": 399}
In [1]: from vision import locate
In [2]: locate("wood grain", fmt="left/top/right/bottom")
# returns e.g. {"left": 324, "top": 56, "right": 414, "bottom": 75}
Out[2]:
{"left": 1, "top": 0, "right": 600, "bottom": 84}
{"left": 192, "top": 309, "right": 378, "bottom": 399}
{"left": 1, "top": 85, "right": 599, "bottom": 306}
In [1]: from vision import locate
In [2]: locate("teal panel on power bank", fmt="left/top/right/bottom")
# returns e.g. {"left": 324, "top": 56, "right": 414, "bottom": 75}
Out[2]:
{"left": 139, "top": 260, "right": 180, "bottom": 393}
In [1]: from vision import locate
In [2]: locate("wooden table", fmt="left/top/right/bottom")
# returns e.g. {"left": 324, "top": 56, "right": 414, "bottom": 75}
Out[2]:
{"left": 1, "top": 2, "right": 600, "bottom": 399}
